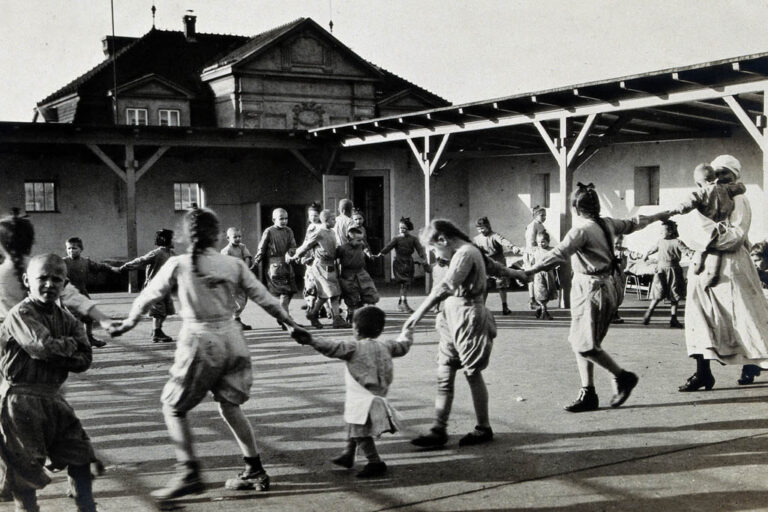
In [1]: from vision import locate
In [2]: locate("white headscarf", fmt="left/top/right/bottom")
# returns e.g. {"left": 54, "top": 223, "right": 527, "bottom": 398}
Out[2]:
{"left": 710, "top": 154, "right": 741, "bottom": 178}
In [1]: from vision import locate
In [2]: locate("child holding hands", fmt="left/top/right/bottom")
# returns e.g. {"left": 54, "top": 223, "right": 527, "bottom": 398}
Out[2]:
{"left": 292, "top": 306, "right": 412, "bottom": 477}
{"left": 0, "top": 254, "right": 97, "bottom": 512}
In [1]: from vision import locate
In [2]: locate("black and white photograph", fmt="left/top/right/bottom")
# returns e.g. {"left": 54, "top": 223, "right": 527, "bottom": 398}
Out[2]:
{"left": 1, "top": 1, "right": 768, "bottom": 510}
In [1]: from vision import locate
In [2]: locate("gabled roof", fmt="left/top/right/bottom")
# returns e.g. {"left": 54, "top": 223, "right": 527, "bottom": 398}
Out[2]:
{"left": 202, "top": 17, "right": 382, "bottom": 78}
{"left": 38, "top": 17, "right": 449, "bottom": 116}
{"left": 112, "top": 73, "right": 195, "bottom": 98}
{"left": 38, "top": 29, "right": 249, "bottom": 106}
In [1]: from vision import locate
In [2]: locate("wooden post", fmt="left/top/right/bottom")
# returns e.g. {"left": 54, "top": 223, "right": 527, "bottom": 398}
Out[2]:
{"left": 125, "top": 144, "right": 139, "bottom": 292}
{"left": 423, "top": 136, "right": 431, "bottom": 293}
{"left": 764, "top": 88, "right": 768, "bottom": 217}
{"left": 558, "top": 116, "right": 573, "bottom": 308}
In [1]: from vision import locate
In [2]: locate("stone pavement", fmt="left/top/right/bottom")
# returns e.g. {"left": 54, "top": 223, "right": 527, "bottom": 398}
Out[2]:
{"left": 31, "top": 291, "right": 768, "bottom": 511}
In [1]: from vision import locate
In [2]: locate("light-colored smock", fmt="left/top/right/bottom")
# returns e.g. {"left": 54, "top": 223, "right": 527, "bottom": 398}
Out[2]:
{"left": 303, "top": 332, "right": 412, "bottom": 438}
{"left": 537, "top": 216, "right": 645, "bottom": 353}
{"left": 527, "top": 246, "right": 559, "bottom": 302}
{"left": 128, "top": 249, "right": 291, "bottom": 411}
{"left": 684, "top": 196, "right": 768, "bottom": 366}
{"left": 429, "top": 243, "right": 497, "bottom": 375}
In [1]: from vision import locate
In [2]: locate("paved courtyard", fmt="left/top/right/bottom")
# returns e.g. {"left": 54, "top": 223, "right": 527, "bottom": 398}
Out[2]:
{"left": 33, "top": 290, "right": 768, "bottom": 511}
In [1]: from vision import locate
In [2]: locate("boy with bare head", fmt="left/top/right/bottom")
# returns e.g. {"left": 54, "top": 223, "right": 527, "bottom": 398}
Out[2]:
{"left": 290, "top": 209, "right": 349, "bottom": 328}
{"left": 1, "top": 254, "right": 97, "bottom": 511}
{"left": 334, "top": 198, "right": 355, "bottom": 245}
{"left": 222, "top": 226, "right": 254, "bottom": 329}
{"left": 254, "top": 208, "right": 298, "bottom": 327}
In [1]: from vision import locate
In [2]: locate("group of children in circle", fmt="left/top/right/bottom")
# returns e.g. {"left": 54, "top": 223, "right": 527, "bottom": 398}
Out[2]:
{"left": 0, "top": 152, "right": 761, "bottom": 510}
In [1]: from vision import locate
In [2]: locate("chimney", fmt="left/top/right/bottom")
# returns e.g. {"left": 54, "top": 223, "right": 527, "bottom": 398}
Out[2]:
{"left": 101, "top": 35, "right": 138, "bottom": 57}
{"left": 183, "top": 11, "right": 196, "bottom": 41}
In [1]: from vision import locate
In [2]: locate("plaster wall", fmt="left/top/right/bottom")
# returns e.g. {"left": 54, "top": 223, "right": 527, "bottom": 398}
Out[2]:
{"left": 463, "top": 129, "right": 765, "bottom": 253}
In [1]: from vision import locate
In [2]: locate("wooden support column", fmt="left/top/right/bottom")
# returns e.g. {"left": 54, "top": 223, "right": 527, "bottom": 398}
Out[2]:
{"left": 764, "top": 89, "right": 768, "bottom": 212}
{"left": 125, "top": 144, "right": 139, "bottom": 292}
{"left": 405, "top": 134, "right": 450, "bottom": 293}
{"left": 536, "top": 115, "right": 597, "bottom": 308}
{"left": 557, "top": 116, "right": 573, "bottom": 308}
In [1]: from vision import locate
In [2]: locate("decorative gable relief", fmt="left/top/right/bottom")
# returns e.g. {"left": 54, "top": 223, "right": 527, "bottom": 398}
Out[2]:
{"left": 292, "top": 102, "right": 325, "bottom": 128}
{"left": 281, "top": 35, "right": 332, "bottom": 72}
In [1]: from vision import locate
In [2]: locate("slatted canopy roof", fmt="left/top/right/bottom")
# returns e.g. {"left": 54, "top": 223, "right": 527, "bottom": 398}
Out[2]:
{"left": 309, "top": 50, "right": 768, "bottom": 159}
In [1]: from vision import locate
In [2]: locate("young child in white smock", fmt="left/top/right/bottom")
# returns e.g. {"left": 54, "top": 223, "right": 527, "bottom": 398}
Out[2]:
{"left": 292, "top": 306, "right": 412, "bottom": 478}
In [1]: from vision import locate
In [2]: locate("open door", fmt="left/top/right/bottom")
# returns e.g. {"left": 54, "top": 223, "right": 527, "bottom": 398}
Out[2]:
{"left": 323, "top": 174, "right": 350, "bottom": 212}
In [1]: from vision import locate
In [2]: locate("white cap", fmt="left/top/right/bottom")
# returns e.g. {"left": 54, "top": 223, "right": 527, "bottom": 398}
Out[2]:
{"left": 710, "top": 154, "right": 741, "bottom": 178}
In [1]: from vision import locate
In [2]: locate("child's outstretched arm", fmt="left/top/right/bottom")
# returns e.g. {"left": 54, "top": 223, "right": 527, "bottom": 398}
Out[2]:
{"left": 110, "top": 258, "right": 178, "bottom": 337}
{"left": 119, "top": 249, "right": 157, "bottom": 272}
{"left": 388, "top": 328, "right": 414, "bottom": 358}
{"left": 291, "top": 329, "right": 356, "bottom": 360}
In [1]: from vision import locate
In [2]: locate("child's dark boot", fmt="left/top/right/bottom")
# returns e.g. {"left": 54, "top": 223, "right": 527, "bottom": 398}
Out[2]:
{"left": 225, "top": 456, "right": 270, "bottom": 491}
{"left": 564, "top": 386, "right": 599, "bottom": 412}
{"left": 152, "top": 329, "right": 173, "bottom": 343}
{"left": 411, "top": 427, "right": 448, "bottom": 448}
{"left": 151, "top": 460, "right": 204, "bottom": 501}
{"left": 458, "top": 425, "right": 493, "bottom": 447}
{"left": 356, "top": 461, "right": 387, "bottom": 478}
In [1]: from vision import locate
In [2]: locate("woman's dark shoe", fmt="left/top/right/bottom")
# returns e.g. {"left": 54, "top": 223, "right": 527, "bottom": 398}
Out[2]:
{"left": 501, "top": 304, "right": 512, "bottom": 316}
{"left": 331, "top": 452, "right": 355, "bottom": 469}
{"left": 411, "top": 427, "right": 448, "bottom": 448}
{"left": 534, "top": 307, "right": 542, "bottom": 319}
{"left": 678, "top": 372, "right": 715, "bottom": 392}
{"left": 642, "top": 313, "right": 651, "bottom": 325}
{"left": 669, "top": 317, "right": 683, "bottom": 329}
{"left": 458, "top": 425, "right": 493, "bottom": 447}
{"left": 564, "top": 387, "right": 599, "bottom": 412}
{"left": 738, "top": 365, "right": 761, "bottom": 385}
{"left": 152, "top": 461, "right": 204, "bottom": 501}
{"left": 542, "top": 311, "right": 553, "bottom": 320}
{"left": 610, "top": 371, "right": 639, "bottom": 407}
{"left": 356, "top": 461, "right": 387, "bottom": 478}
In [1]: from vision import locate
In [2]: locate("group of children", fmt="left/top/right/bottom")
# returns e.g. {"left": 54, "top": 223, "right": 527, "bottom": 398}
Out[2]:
{"left": 1, "top": 153, "right": 764, "bottom": 510}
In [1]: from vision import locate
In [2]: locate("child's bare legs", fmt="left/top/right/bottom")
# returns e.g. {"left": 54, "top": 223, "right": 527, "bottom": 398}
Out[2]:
{"left": 669, "top": 301, "right": 683, "bottom": 328}
{"left": 279, "top": 294, "right": 292, "bottom": 317}
{"left": 307, "top": 297, "right": 327, "bottom": 328}
{"left": 219, "top": 402, "right": 258, "bottom": 457}
{"left": 163, "top": 404, "right": 196, "bottom": 463}
{"left": 527, "top": 283, "right": 536, "bottom": 309}
{"left": 433, "top": 363, "right": 457, "bottom": 432}
{"left": 567, "top": 349, "right": 637, "bottom": 411}
{"left": 398, "top": 284, "right": 413, "bottom": 312}
{"left": 465, "top": 371, "right": 490, "bottom": 429}
{"left": 536, "top": 300, "right": 551, "bottom": 319}
{"left": 498, "top": 289, "right": 511, "bottom": 315}
{"left": 155, "top": 404, "right": 204, "bottom": 500}
{"left": 643, "top": 299, "right": 661, "bottom": 325}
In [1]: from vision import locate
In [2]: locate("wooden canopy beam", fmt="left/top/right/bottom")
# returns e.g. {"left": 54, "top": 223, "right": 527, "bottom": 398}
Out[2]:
{"left": 86, "top": 144, "right": 126, "bottom": 183}
{"left": 135, "top": 146, "right": 170, "bottom": 181}
{"left": 289, "top": 149, "right": 323, "bottom": 182}
{"left": 723, "top": 95, "right": 767, "bottom": 150}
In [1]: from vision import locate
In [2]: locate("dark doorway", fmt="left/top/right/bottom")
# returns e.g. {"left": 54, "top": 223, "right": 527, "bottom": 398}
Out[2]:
{"left": 352, "top": 176, "right": 385, "bottom": 278}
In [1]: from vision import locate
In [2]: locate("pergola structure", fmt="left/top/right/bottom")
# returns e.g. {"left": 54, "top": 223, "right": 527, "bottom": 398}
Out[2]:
{"left": 0, "top": 122, "right": 325, "bottom": 289}
{"left": 309, "top": 51, "right": 768, "bottom": 304}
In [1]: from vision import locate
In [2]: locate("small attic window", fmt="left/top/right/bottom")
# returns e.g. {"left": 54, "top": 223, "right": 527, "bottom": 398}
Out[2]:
{"left": 126, "top": 108, "right": 148, "bottom": 125}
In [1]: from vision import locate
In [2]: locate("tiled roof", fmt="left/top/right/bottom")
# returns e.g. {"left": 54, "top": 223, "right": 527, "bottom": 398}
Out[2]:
{"left": 38, "top": 17, "right": 449, "bottom": 112}
{"left": 38, "top": 29, "right": 249, "bottom": 106}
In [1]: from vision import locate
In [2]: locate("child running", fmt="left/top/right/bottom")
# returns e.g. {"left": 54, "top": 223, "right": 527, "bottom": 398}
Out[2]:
{"left": 120, "top": 229, "right": 176, "bottom": 343}
{"left": 526, "top": 230, "right": 559, "bottom": 320}
{"left": 524, "top": 183, "right": 671, "bottom": 412}
{"left": 0, "top": 254, "right": 97, "bottom": 512}
{"left": 221, "top": 227, "right": 253, "bottom": 330}
{"left": 292, "top": 306, "right": 412, "bottom": 478}
{"left": 404, "top": 219, "right": 527, "bottom": 447}
{"left": 473, "top": 216, "right": 522, "bottom": 315}
{"left": 642, "top": 219, "right": 692, "bottom": 328}
{"left": 254, "top": 209, "right": 298, "bottom": 328}
{"left": 378, "top": 217, "right": 426, "bottom": 313}
{"left": 669, "top": 161, "right": 746, "bottom": 288}
{"left": 110, "top": 207, "right": 310, "bottom": 501}
{"left": 63, "top": 236, "right": 120, "bottom": 347}
{"left": 337, "top": 227, "right": 380, "bottom": 323}
{"left": 290, "top": 209, "right": 349, "bottom": 329}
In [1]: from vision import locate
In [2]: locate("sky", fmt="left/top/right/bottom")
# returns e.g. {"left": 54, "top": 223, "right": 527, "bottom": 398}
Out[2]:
{"left": 2, "top": 0, "right": 768, "bottom": 121}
